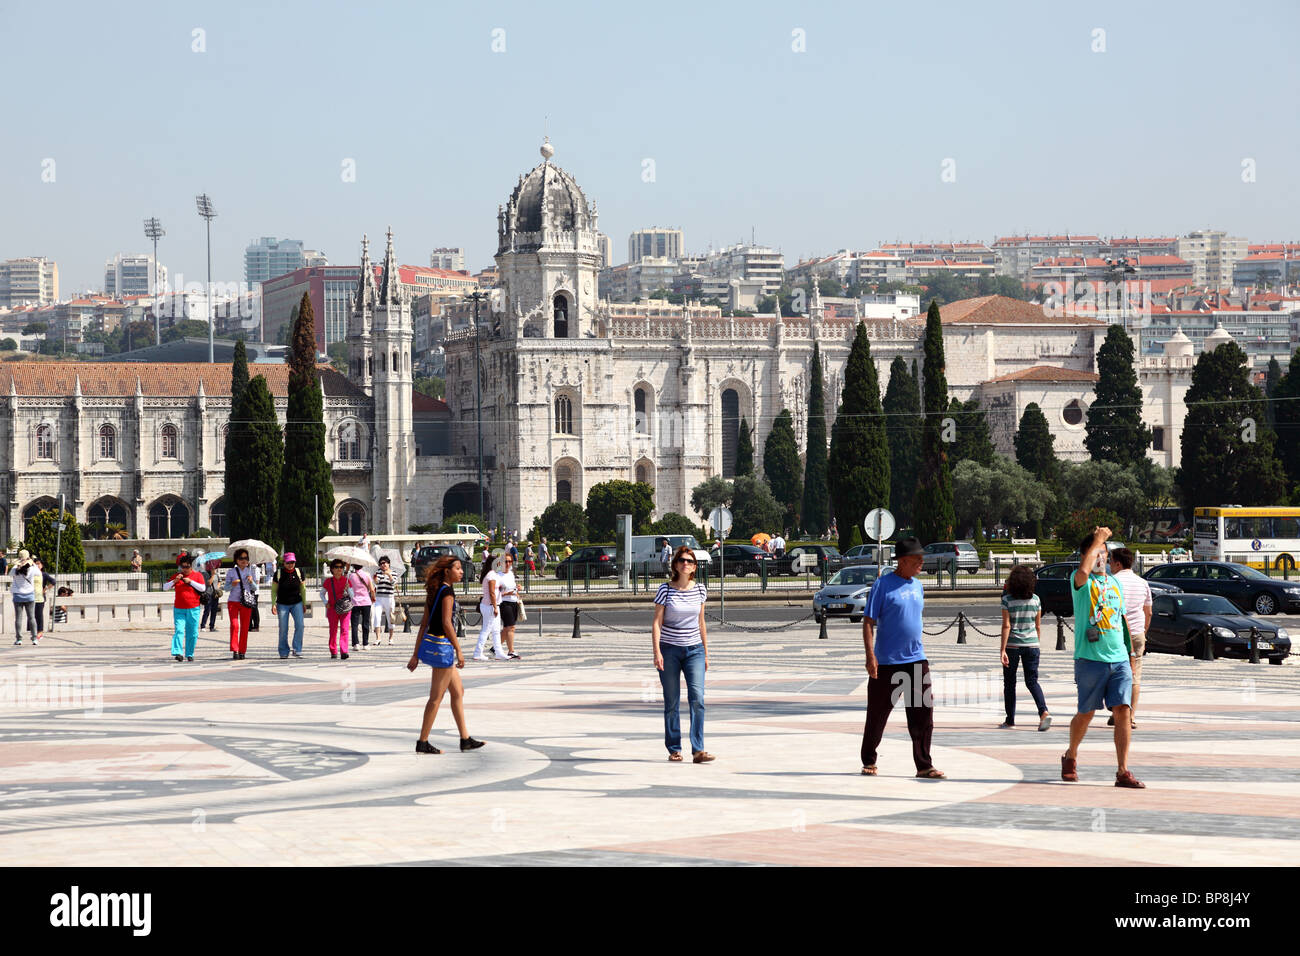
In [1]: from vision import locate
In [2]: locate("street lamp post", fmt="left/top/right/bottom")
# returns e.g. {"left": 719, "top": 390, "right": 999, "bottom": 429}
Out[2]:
{"left": 143, "top": 217, "right": 165, "bottom": 345}
{"left": 195, "top": 195, "right": 217, "bottom": 362}
{"left": 467, "top": 291, "right": 490, "bottom": 524}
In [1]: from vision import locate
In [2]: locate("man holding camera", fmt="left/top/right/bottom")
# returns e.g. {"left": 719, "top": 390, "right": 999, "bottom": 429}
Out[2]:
{"left": 1062, "top": 527, "right": 1145, "bottom": 788}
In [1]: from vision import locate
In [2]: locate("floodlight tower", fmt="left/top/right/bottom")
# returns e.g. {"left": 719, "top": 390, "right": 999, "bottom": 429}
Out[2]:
{"left": 143, "top": 217, "right": 165, "bottom": 344}
{"left": 195, "top": 194, "right": 217, "bottom": 361}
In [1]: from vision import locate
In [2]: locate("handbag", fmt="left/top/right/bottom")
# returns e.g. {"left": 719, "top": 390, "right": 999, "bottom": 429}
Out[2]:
{"left": 417, "top": 585, "right": 456, "bottom": 667}
{"left": 517, "top": 598, "right": 527, "bottom": 623}
{"left": 238, "top": 572, "right": 257, "bottom": 609}
{"left": 328, "top": 578, "right": 354, "bottom": 615}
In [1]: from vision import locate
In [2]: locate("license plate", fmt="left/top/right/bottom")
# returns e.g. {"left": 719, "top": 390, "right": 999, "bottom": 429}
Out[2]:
{"left": 1256, "top": 641, "right": 1274, "bottom": 650}
{"left": 827, "top": 603, "right": 848, "bottom": 610}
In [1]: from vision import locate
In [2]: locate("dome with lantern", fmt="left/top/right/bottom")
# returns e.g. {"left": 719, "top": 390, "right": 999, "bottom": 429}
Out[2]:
{"left": 497, "top": 138, "right": 598, "bottom": 255}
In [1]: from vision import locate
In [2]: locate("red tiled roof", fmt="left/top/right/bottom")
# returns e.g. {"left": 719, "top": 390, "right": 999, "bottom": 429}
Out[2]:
{"left": 0, "top": 362, "right": 367, "bottom": 398}
{"left": 940, "top": 295, "right": 1104, "bottom": 326}
{"left": 412, "top": 391, "right": 449, "bottom": 413}
{"left": 984, "top": 365, "right": 1100, "bottom": 385}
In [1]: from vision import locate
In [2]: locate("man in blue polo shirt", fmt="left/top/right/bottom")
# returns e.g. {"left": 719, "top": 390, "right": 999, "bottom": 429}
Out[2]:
{"left": 860, "top": 537, "right": 945, "bottom": 779}
{"left": 1062, "top": 527, "right": 1145, "bottom": 788}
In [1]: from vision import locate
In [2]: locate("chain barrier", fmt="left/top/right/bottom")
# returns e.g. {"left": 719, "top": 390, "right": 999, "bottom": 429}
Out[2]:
{"left": 704, "top": 612, "right": 817, "bottom": 632}
{"left": 961, "top": 616, "right": 1001, "bottom": 638}
{"left": 582, "top": 613, "right": 654, "bottom": 635}
{"left": 922, "top": 615, "right": 962, "bottom": 636}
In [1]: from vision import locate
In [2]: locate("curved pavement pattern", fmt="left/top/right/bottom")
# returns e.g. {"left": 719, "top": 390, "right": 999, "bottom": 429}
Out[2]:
{"left": 0, "top": 619, "right": 1296, "bottom": 866}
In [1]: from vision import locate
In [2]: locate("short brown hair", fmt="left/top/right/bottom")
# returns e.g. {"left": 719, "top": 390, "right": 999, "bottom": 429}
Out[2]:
{"left": 1006, "top": 564, "right": 1036, "bottom": 601}
{"left": 1111, "top": 547, "right": 1135, "bottom": 570}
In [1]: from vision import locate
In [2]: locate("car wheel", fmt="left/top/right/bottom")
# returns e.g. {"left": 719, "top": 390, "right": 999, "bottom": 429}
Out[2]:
{"left": 1269, "top": 656, "right": 1283, "bottom": 665}
{"left": 850, "top": 616, "right": 862, "bottom": 623}
{"left": 1277, "top": 554, "right": 1296, "bottom": 572}
{"left": 966, "top": 567, "right": 979, "bottom": 574}
{"left": 1254, "top": 592, "right": 1277, "bottom": 616}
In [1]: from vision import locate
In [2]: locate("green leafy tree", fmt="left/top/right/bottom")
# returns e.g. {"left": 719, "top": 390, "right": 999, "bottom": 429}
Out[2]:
{"left": 690, "top": 476, "right": 735, "bottom": 522}
{"left": 828, "top": 324, "right": 890, "bottom": 551}
{"left": 585, "top": 480, "right": 654, "bottom": 540}
{"left": 950, "top": 456, "right": 1055, "bottom": 534}
{"left": 947, "top": 396, "right": 996, "bottom": 468}
{"left": 0, "top": 338, "right": 16, "bottom": 351}
{"left": 1057, "top": 460, "right": 1149, "bottom": 537}
{"left": 327, "top": 341, "right": 348, "bottom": 374}
{"left": 1178, "top": 340, "right": 1287, "bottom": 510}
{"left": 226, "top": 376, "right": 283, "bottom": 543}
{"left": 1085, "top": 324, "right": 1152, "bottom": 467}
{"left": 914, "top": 300, "right": 955, "bottom": 543}
{"left": 414, "top": 376, "right": 445, "bottom": 399}
{"left": 278, "top": 291, "right": 333, "bottom": 562}
{"left": 21, "top": 508, "right": 85, "bottom": 573}
{"left": 882, "top": 357, "right": 921, "bottom": 526}
{"left": 644, "top": 512, "right": 701, "bottom": 537}
{"left": 730, "top": 476, "right": 785, "bottom": 539}
{"left": 1056, "top": 506, "right": 1124, "bottom": 551}
{"left": 1272, "top": 348, "right": 1300, "bottom": 492}
{"left": 1014, "top": 403, "right": 1059, "bottom": 485}
{"left": 801, "top": 343, "right": 831, "bottom": 535}
{"left": 762, "top": 408, "right": 802, "bottom": 529}
{"left": 23, "top": 322, "right": 48, "bottom": 335}
{"left": 535, "top": 501, "right": 588, "bottom": 542}
{"left": 161, "top": 319, "right": 212, "bottom": 343}
{"left": 734, "top": 417, "right": 754, "bottom": 477}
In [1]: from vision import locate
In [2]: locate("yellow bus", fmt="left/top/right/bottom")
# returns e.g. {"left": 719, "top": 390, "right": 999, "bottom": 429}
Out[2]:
{"left": 1192, "top": 506, "right": 1300, "bottom": 570}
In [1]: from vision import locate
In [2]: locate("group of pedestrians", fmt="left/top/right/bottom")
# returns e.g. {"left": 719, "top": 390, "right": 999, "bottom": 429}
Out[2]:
{"left": 10, "top": 549, "right": 57, "bottom": 646}
{"left": 473, "top": 550, "right": 522, "bottom": 661}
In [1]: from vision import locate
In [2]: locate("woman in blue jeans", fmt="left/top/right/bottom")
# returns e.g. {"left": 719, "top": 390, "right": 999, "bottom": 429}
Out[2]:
{"left": 651, "top": 545, "right": 714, "bottom": 762}
{"left": 998, "top": 565, "right": 1051, "bottom": 731}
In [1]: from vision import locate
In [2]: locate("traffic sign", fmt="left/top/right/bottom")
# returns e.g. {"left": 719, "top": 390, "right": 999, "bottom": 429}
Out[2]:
{"left": 863, "top": 508, "right": 895, "bottom": 541}
{"left": 709, "top": 506, "right": 733, "bottom": 535}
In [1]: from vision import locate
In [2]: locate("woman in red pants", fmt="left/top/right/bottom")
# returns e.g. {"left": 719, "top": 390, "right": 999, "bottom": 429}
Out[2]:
{"left": 224, "top": 548, "right": 259, "bottom": 659}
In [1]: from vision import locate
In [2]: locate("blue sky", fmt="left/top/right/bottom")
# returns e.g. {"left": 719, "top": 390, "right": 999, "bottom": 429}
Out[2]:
{"left": 2, "top": 0, "right": 1297, "bottom": 293}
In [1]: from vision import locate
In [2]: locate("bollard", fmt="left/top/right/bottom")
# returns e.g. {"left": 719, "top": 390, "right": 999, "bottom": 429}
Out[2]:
{"left": 537, "top": 606, "right": 543, "bottom": 639}
{"left": 1055, "top": 615, "right": 1066, "bottom": 651}
{"left": 956, "top": 611, "right": 967, "bottom": 644}
{"left": 404, "top": 605, "right": 413, "bottom": 633}
{"left": 571, "top": 607, "right": 582, "bottom": 639}
{"left": 455, "top": 608, "right": 466, "bottom": 640}
{"left": 818, "top": 615, "right": 827, "bottom": 640}
{"left": 1250, "top": 626, "right": 1260, "bottom": 664}
{"left": 994, "top": 557, "right": 1001, "bottom": 589}
{"left": 1200, "top": 627, "right": 1214, "bottom": 661}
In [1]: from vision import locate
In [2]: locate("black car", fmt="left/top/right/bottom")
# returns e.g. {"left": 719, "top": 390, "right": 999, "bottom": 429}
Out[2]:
{"left": 412, "top": 544, "right": 474, "bottom": 583}
{"left": 1143, "top": 561, "right": 1300, "bottom": 616}
{"left": 708, "top": 544, "right": 773, "bottom": 576}
{"left": 1034, "top": 562, "right": 1182, "bottom": 618}
{"left": 771, "top": 544, "right": 844, "bottom": 576}
{"left": 1148, "top": 592, "right": 1290, "bottom": 664}
{"left": 553, "top": 546, "right": 619, "bottom": 579}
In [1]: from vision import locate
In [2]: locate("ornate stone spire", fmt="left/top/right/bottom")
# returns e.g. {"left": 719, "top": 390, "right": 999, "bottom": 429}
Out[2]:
{"left": 355, "top": 233, "right": 377, "bottom": 314}
{"left": 378, "top": 227, "right": 402, "bottom": 306}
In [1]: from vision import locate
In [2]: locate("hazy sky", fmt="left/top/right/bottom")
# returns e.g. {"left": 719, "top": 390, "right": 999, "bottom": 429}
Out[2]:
{"left": 3, "top": 0, "right": 1297, "bottom": 294}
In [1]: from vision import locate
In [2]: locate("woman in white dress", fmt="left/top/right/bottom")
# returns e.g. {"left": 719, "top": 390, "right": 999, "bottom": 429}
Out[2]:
{"left": 472, "top": 552, "right": 509, "bottom": 661}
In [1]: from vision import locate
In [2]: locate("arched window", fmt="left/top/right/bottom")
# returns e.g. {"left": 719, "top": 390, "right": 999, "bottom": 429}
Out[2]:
{"left": 553, "top": 293, "right": 569, "bottom": 339}
{"left": 338, "top": 422, "right": 361, "bottom": 460}
{"left": 98, "top": 424, "right": 117, "bottom": 459}
{"left": 148, "top": 496, "right": 190, "bottom": 538}
{"left": 1152, "top": 426, "right": 1164, "bottom": 452}
{"left": 22, "top": 497, "right": 58, "bottom": 538}
{"left": 379, "top": 353, "right": 386, "bottom": 372}
{"left": 636, "top": 463, "right": 648, "bottom": 484}
{"left": 555, "top": 395, "right": 574, "bottom": 434}
{"left": 338, "top": 500, "right": 365, "bottom": 537}
{"left": 721, "top": 388, "right": 740, "bottom": 478}
{"left": 35, "top": 424, "right": 54, "bottom": 460}
{"left": 88, "top": 497, "right": 128, "bottom": 533}
{"left": 210, "top": 497, "right": 228, "bottom": 538}
{"left": 368, "top": 355, "right": 374, "bottom": 377}
{"left": 634, "top": 387, "right": 649, "bottom": 434}
{"left": 392, "top": 351, "right": 399, "bottom": 374}
{"left": 556, "top": 462, "right": 573, "bottom": 503}
{"left": 160, "top": 423, "right": 179, "bottom": 459}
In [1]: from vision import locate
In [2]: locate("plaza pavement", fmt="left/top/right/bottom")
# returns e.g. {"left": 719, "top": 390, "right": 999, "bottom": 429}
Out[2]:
{"left": 0, "top": 612, "right": 1297, "bottom": 867}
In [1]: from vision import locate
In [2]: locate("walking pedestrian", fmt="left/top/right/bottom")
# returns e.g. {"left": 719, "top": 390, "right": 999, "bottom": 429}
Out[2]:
{"left": 1061, "top": 527, "right": 1144, "bottom": 788}
{"left": 563, "top": 540, "right": 573, "bottom": 561}
{"left": 652, "top": 545, "right": 712, "bottom": 762}
{"left": 524, "top": 542, "right": 536, "bottom": 574}
{"left": 860, "top": 537, "right": 945, "bottom": 778}
{"left": 472, "top": 552, "right": 509, "bottom": 661}
{"left": 32, "top": 557, "right": 54, "bottom": 642}
{"left": 320, "top": 559, "right": 353, "bottom": 660}
{"left": 998, "top": 564, "right": 1051, "bottom": 731}
{"left": 774, "top": 532, "right": 786, "bottom": 559}
{"left": 407, "top": 555, "right": 485, "bottom": 754}
{"left": 373, "top": 555, "right": 397, "bottom": 645}
{"left": 540, "top": 537, "right": 550, "bottom": 569}
{"left": 272, "top": 553, "right": 306, "bottom": 659}
{"left": 658, "top": 537, "right": 673, "bottom": 578}
{"left": 224, "top": 548, "right": 258, "bottom": 660}
{"left": 348, "top": 564, "right": 376, "bottom": 649}
{"left": 11, "top": 549, "right": 38, "bottom": 646}
{"left": 165, "top": 553, "right": 206, "bottom": 662}
{"left": 1108, "top": 547, "right": 1151, "bottom": 731}
{"left": 495, "top": 551, "right": 522, "bottom": 659}
{"left": 200, "top": 559, "right": 222, "bottom": 631}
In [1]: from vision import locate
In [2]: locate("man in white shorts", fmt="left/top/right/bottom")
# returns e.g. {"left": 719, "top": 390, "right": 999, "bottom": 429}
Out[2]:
{"left": 1108, "top": 547, "right": 1151, "bottom": 729}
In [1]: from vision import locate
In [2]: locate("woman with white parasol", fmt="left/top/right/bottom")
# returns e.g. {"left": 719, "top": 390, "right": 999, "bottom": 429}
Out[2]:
{"left": 324, "top": 545, "right": 377, "bottom": 650}
{"left": 225, "top": 540, "right": 276, "bottom": 659}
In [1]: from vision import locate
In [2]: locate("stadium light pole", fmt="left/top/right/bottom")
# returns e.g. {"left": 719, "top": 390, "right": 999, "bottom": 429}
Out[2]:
{"left": 195, "top": 195, "right": 217, "bottom": 361}
{"left": 143, "top": 217, "right": 165, "bottom": 345}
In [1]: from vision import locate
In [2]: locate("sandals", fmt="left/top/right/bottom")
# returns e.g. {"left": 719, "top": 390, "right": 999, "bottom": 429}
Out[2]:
{"left": 1115, "top": 769, "right": 1146, "bottom": 789}
{"left": 668, "top": 752, "right": 684, "bottom": 762}
{"left": 1061, "top": 755, "right": 1078, "bottom": 781}
{"left": 860, "top": 765, "right": 877, "bottom": 776}
{"left": 692, "top": 751, "right": 715, "bottom": 763}
{"left": 915, "top": 768, "right": 946, "bottom": 779}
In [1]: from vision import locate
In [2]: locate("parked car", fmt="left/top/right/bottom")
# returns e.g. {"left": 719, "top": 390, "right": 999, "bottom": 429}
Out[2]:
{"left": 921, "top": 541, "right": 981, "bottom": 574}
{"left": 813, "top": 566, "right": 881, "bottom": 623}
{"left": 1034, "top": 562, "right": 1182, "bottom": 617}
{"left": 707, "top": 544, "right": 773, "bottom": 576}
{"left": 553, "top": 546, "right": 619, "bottom": 579}
{"left": 1147, "top": 592, "right": 1290, "bottom": 663}
{"left": 842, "top": 543, "right": 893, "bottom": 568}
{"left": 1143, "top": 561, "right": 1300, "bottom": 616}
{"left": 771, "top": 544, "right": 844, "bottom": 576}
{"left": 412, "top": 543, "right": 474, "bottom": 583}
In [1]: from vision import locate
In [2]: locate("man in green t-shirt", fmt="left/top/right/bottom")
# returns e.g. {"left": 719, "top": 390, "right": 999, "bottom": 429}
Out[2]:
{"left": 1061, "top": 527, "right": 1145, "bottom": 789}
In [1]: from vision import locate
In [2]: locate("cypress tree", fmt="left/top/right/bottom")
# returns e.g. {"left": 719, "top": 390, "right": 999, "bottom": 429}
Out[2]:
{"left": 763, "top": 408, "right": 802, "bottom": 530}
{"left": 1179, "top": 341, "right": 1287, "bottom": 510}
{"left": 225, "top": 337, "right": 250, "bottom": 468}
{"left": 279, "top": 292, "right": 335, "bottom": 565}
{"left": 828, "top": 324, "right": 890, "bottom": 551}
{"left": 882, "top": 356, "right": 921, "bottom": 526}
{"left": 1272, "top": 348, "right": 1300, "bottom": 492}
{"left": 226, "top": 375, "right": 284, "bottom": 543}
{"left": 1264, "top": 357, "right": 1282, "bottom": 431}
{"left": 801, "top": 342, "right": 830, "bottom": 535}
{"left": 1085, "top": 324, "right": 1151, "bottom": 467}
{"left": 914, "top": 300, "right": 955, "bottom": 543}
{"left": 1014, "top": 403, "right": 1058, "bottom": 485}
{"left": 735, "top": 417, "right": 754, "bottom": 477}
{"left": 948, "top": 396, "right": 995, "bottom": 467}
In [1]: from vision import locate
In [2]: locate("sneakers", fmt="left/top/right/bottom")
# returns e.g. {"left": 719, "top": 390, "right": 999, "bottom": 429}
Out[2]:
{"left": 471, "top": 655, "right": 489, "bottom": 662}
{"left": 174, "top": 654, "right": 183, "bottom": 662}
{"left": 340, "top": 652, "right": 349, "bottom": 660}
{"left": 1038, "top": 715, "right": 1053, "bottom": 732}
{"left": 12, "top": 638, "right": 20, "bottom": 646}
{"left": 997, "top": 721, "right": 1014, "bottom": 729}
{"left": 330, "top": 653, "right": 338, "bottom": 660}
{"left": 291, "top": 651, "right": 302, "bottom": 658}
{"left": 185, "top": 657, "right": 194, "bottom": 662}
{"left": 416, "top": 740, "right": 442, "bottom": 755}
{"left": 460, "top": 737, "right": 486, "bottom": 751}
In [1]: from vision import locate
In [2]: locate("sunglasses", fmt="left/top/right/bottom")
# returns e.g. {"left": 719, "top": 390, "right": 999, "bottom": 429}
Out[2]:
{"left": 676, "top": 558, "right": 696, "bottom": 565}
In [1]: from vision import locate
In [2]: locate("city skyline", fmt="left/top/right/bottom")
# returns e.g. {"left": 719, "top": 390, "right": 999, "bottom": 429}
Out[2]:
{"left": 2, "top": 0, "right": 1298, "bottom": 294}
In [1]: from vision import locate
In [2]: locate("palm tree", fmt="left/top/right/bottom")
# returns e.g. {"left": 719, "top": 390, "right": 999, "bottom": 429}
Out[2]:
{"left": 105, "top": 522, "right": 128, "bottom": 540}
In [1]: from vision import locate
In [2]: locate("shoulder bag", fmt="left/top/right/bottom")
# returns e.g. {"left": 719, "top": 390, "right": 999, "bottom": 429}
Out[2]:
{"left": 239, "top": 572, "right": 258, "bottom": 608}
{"left": 329, "top": 577, "right": 354, "bottom": 615}
{"left": 418, "top": 585, "right": 456, "bottom": 668}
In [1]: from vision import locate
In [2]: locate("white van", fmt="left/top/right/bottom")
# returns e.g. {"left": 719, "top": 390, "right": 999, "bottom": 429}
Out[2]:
{"left": 629, "top": 534, "right": 713, "bottom": 575}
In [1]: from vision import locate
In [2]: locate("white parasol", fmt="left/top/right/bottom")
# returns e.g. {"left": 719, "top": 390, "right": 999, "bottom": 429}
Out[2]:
{"left": 226, "top": 539, "right": 278, "bottom": 565}
{"left": 325, "top": 545, "right": 378, "bottom": 569}
{"left": 375, "top": 547, "right": 406, "bottom": 576}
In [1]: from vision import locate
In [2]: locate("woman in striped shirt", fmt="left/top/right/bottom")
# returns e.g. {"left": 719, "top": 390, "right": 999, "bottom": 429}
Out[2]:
{"left": 373, "top": 556, "right": 397, "bottom": 645}
{"left": 651, "top": 545, "right": 714, "bottom": 763}
{"left": 999, "top": 564, "right": 1051, "bottom": 731}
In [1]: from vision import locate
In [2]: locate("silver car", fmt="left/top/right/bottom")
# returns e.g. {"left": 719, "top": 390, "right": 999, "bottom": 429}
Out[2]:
{"left": 842, "top": 543, "right": 893, "bottom": 568}
{"left": 921, "top": 541, "right": 981, "bottom": 574}
{"left": 813, "top": 566, "right": 881, "bottom": 623}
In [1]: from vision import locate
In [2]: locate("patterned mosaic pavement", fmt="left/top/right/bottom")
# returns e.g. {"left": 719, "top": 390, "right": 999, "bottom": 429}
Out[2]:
{"left": 1, "top": 616, "right": 1296, "bottom": 866}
